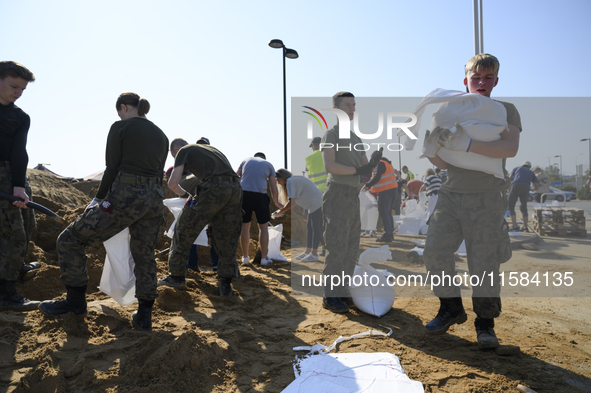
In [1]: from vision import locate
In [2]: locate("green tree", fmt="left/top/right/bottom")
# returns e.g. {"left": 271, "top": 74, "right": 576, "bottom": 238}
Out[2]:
{"left": 577, "top": 184, "right": 590, "bottom": 200}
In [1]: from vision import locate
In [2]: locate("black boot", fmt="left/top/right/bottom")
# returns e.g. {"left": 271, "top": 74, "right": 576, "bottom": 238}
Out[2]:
{"left": 18, "top": 262, "right": 41, "bottom": 281}
{"left": 132, "top": 299, "right": 154, "bottom": 331}
{"left": 376, "top": 233, "right": 394, "bottom": 243}
{"left": 475, "top": 317, "right": 499, "bottom": 349}
{"left": 425, "top": 297, "right": 467, "bottom": 335}
{"left": 219, "top": 277, "right": 233, "bottom": 297}
{"left": 322, "top": 297, "right": 349, "bottom": 313}
{"left": 0, "top": 280, "right": 40, "bottom": 311}
{"left": 157, "top": 274, "right": 187, "bottom": 289}
{"left": 39, "top": 285, "right": 87, "bottom": 317}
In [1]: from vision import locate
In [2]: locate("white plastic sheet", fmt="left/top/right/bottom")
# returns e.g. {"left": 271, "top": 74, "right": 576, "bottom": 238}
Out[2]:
{"left": 99, "top": 228, "right": 137, "bottom": 306}
{"left": 163, "top": 197, "right": 208, "bottom": 246}
{"left": 268, "top": 224, "right": 288, "bottom": 262}
{"left": 350, "top": 246, "right": 395, "bottom": 317}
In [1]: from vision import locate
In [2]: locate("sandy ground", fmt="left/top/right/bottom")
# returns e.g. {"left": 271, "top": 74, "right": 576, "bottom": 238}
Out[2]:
{"left": 1, "top": 169, "right": 590, "bottom": 393}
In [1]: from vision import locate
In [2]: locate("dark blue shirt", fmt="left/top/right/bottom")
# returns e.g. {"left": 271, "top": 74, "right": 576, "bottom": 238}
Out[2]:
{"left": 510, "top": 166, "right": 538, "bottom": 185}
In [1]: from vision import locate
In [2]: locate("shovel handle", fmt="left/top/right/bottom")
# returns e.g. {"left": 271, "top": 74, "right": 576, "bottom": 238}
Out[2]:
{"left": 0, "top": 191, "right": 67, "bottom": 225}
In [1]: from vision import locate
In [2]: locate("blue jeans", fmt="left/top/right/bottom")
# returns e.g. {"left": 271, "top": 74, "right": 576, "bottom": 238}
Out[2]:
{"left": 188, "top": 243, "right": 219, "bottom": 270}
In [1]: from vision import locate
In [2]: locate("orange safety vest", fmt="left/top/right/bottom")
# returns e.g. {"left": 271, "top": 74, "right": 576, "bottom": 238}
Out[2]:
{"left": 371, "top": 160, "right": 398, "bottom": 193}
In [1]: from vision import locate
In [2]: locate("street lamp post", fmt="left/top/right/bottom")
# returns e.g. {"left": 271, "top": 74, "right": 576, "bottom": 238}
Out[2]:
{"left": 554, "top": 155, "right": 562, "bottom": 186}
{"left": 581, "top": 138, "right": 591, "bottom": 180}
{"left": 269, "top": 39, "right": 299, "bottom": 169}
{"left": 575, "top": 153, "right": 584, "bottom": 189}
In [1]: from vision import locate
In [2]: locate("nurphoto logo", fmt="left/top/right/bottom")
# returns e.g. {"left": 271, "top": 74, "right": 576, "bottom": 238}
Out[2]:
{"left": 302, "top": 106, "right": 418, "bottom": 151}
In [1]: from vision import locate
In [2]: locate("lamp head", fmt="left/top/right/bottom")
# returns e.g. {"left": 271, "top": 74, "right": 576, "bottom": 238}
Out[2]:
{"left": 269, "top": 39, "right": 284, "bottom": 49}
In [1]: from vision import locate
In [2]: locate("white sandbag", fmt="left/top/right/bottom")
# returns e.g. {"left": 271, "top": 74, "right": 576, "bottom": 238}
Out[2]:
{"left": 419, "top": 223, "right": 429, "bottom": 235}
{"left": 359, "top": 190, "right": 379, "bottom": 231}
{"left": 349, "top": 246, "right": 395, "bottom": 317}
{"left": 283, "top": 352, "right": 424, "bottom": 393}
{"left": 409, "top": 247, "right": 424, "bottom": 256}
{"left": 397, "top": 217, "right": 426, "bottom": 235}
{"left": 163, "top": 197, "right": 209, "bottom": 246}
{"left": 268, "top": 224, "right": 288, "bottom": 261}
{"left": 99, "top": 228, "right": 137, "bottom": 306}
{"left": 410, "top": 240, "right": 426, "bottom": 247}
{"left": 400, "top": 89, "right": 508, "bottom": 179}
{"left": 403, "top": 198, "right": 427, "bottom": 218}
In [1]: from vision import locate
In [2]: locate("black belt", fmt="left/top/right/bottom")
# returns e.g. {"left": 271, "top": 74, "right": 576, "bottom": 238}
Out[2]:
{"left": 117, "top": 172, "right": 161, "bottom": 185}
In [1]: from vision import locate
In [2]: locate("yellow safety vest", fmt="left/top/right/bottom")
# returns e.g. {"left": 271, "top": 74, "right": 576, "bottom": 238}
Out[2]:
{"left": 371, "top": 160, "right": 398, "bottom": 193}
{"left": 305, "top": 150, "right": 327, "bottom": 192}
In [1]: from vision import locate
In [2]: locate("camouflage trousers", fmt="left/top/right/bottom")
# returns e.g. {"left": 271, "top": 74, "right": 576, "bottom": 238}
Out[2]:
{"left": 322, "top": 182, "right": 361, "bottom": 297}
{"left": 58, "top": 176, "right": 164, "bottom": 300}
{"left": 0, "top": 167, "right": 26, "bottom": 281}
{"left": 168, "top": 176, "right": 242, "bottom": 279}
{"left": 22, "top": 178, "right": 36, "bottom": 255}
{"left": 423, "top": 189, "right": 512, "bottom": 319}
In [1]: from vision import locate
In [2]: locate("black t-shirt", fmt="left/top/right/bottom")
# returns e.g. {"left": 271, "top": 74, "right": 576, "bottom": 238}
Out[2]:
{"left": 97, "top": 117, "right": 169, "bottom": 199}
{"left": 0, "top": 102, "right": 30, "bottom": 187}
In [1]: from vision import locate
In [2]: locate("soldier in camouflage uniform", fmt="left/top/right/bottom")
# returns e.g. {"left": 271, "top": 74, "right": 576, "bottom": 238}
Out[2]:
{"left": 0, "top": 61, "right": 39, "bottom": 311}
{"left": 158, "top": 143, "right": 242, "bottom": 297}
{"left": 39, "top": 93, "right": 168, "bottom": 331}
{"left": 421, "top": 54, "right": 521, "bottom": 349}
{"left": 320, "top": 92, "right": 382, "bottom": 313}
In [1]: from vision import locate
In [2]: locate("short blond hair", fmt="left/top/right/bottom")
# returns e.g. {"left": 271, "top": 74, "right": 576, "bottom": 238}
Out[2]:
{"left": 465, "top": 53, "right": 499, "bottom": 76}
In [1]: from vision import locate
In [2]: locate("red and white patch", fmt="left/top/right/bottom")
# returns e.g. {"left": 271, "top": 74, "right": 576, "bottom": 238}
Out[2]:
{"left": 100, "top": 199, "right": 113, "bottom": 213}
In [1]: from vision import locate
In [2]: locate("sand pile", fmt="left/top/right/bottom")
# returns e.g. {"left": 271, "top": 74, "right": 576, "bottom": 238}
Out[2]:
{"left": 0, "top": 169, "right": 589, "bottom": 392}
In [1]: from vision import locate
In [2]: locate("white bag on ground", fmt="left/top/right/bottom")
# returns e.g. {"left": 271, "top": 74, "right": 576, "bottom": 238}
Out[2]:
{"left": 359, "top": 190, "right": 379, "bottom": 231}
{"left": 99, "top": 228, "right": 137, "bottom": 306}
{"left": 287, "top": 328, "right": 423, "bottom": 392}
{"left": 163, "top": 197, "right": 208, "bottom": 246}
{"left": 268, "top": 224, "right": 288, "bottom": 261}
{"left": 283, "top": 352, "right": 424, "bottom": 393}
{"left": 350, "top": 245, "right": 395, "bottom": 317}
{"left": 397, "top": 217, "right": 427, "bottom": 235}
{"left": 403, "top": 198, "right": 427, "bottom": 218}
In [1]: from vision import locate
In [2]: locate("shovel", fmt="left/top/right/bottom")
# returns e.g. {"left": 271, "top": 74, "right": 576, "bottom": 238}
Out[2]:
{"left": 0, "top": 191, "right": 67, "bottom": 225}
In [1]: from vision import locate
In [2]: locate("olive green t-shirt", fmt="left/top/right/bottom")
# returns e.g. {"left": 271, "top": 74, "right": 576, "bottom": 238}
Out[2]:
{"left": 442, "top": 100, "right": 522, "bottom": 193}
{"left": 321, "top": 125, "right": 367, "bottom": 188}
{"left": 174, "top": 144, "right": 238, "bottom": 183}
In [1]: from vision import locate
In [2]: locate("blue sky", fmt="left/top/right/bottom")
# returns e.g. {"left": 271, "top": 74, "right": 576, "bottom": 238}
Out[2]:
{"left": 2, "top": 0, "right": 590, "bottom": 181}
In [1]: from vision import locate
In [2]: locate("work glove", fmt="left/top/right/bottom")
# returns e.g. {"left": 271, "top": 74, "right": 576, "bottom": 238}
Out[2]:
{"left": 356, "top": 147, "right": 383, "bottom": 176}
{"left": 421, "top": 128, "right": 442, "bottom": 158}
{"left": 85, "top": 198, "right": 100, "bottom": 212}
{"left": 437, "top": 123, "right": 472, "bottom": 152}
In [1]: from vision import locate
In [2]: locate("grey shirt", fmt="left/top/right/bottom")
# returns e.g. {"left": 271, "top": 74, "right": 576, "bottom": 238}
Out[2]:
{"left": 287, "top": 176, "right": 323, "bottom": 213}
{"left": 239, "top": 157, "right": 276, "bottom": 193}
